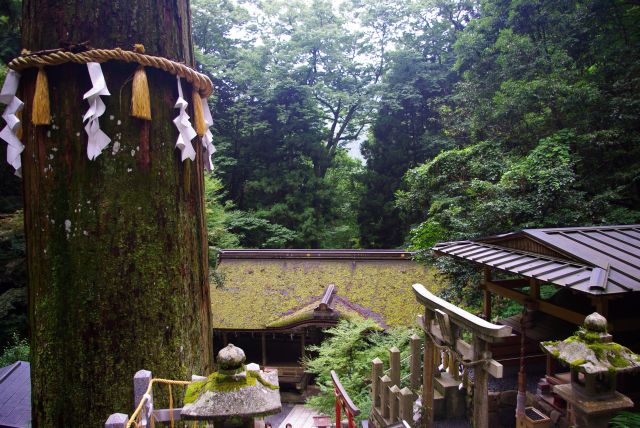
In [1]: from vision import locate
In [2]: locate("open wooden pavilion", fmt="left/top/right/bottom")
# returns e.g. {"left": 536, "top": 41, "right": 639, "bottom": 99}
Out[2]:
{"left": 433, "top": 224, "right": 640, "bottom": 344}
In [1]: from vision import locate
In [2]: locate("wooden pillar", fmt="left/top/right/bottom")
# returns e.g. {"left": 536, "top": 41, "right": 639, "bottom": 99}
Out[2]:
{"left": 399, "top": 387, "right": 414, "bottom": 426}
{"left": 390, "top": 347, "right": 401, "bottom": 387}
{"left": 482, "top": 267, "right": 492, "bottom": 320}
{"left": 410, "top": 334, "right": 421, "bottom": 391}
{"left": 449, "top": 352, "right": 459, "bottom": 381}
{"left": 261, "top": 332, "right": 267, "bottom": 367}
{"left": 381, "top": 375, "right": 392, "bottom": 420}
{"left": 472, "top": 336, "right": 490, "bottom": 428}
{"left": 422, "top": 309, "right": 435, "bottom": 428}
{"left": 301, "top": 333, "right": 306, "bottom": 360}
{"left": 372, "top": 358, "right": 384, "bottom": 409}
{"left": 390, "top": 385, "right": 400, "bottom": 422}
{"left": 529, "top": 278, "right": 540, "bottom": 299}
{"left": 593, "top": 297, "right": 609, "bottom": 320}
{"left": 223, "top": 332, "right": 229, "bottom": 346}
{"left": 335, "top": 388, "right": 342, "bottom": 428}
{"left": 483, "top": 290, "right": 492, "bottom": 321}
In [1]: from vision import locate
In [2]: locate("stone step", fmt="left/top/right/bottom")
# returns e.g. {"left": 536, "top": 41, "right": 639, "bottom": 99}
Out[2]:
{"left": 278, "top": 404, "right": 321, "bottom": 428}
{"left": 434, "top": 373, "right": 466, "bottom": 419}
{"left": 434, "top": 372, "right": 462, "bottom": 397}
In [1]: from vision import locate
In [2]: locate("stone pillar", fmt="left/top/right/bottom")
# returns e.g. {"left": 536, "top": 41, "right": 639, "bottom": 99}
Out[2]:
{"left": 372, "top": 358, "right": 383, "bottom": 409}
{"left": 399, "top": 387, "right": 414, "bottom": 426}
{"left": 105, "top": 413, "right": 128, "bottom": 428}
{"left": 390, "top": 347, "right": 401, "bottom": 387}
{"left": 381, "top": 375, "right": 392, "bottom": 420}
{"left": 390, "top": 385, "right": 400, "bottom": 422}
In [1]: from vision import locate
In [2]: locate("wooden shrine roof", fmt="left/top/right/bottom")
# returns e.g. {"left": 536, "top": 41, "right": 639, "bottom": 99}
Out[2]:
{"left": 433, "top": 224, "right": 640, "bottom": 296}
{"left": 210, "top": 249, "right": 438, "bottom": 330}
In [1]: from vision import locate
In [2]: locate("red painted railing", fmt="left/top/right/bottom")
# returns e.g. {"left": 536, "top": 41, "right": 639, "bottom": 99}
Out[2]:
{"left": 331, "top": 370, "right": 360, "bottom": 428}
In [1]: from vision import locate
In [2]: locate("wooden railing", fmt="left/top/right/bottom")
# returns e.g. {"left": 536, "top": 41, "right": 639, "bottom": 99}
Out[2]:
{"left": 370, "top": 346, "right": 416, "bottom": 428}
{"left": 331, "top": 370, "right": 360, "bottom": 428}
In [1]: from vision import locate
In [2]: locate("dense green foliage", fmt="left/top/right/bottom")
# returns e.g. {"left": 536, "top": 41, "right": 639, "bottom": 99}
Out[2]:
{"left": 611, "top": 411, "right": 640, "bottom": 428}
{"left": 192, "top": 0, "right": 381, "bottom": 248}
{"left": 0, "top": 1, "right": 25, "bottom": 352}
{"left": 0, "top": 333, "right": 29, "bottom": 366}
{"left": 304, "top": 319, "right": 415, "bottom": 423}
{"left": 394, "top": 0, "right": 640, "bottom": 304}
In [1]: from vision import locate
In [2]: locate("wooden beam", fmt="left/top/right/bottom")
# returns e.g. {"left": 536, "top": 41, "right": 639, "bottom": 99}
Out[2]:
{"left": 485, "top": 278, "right": 531, "bottom": 289}
{"left": 261, "top": 333, "right": 267, "bottom": 367}
{"left": 484, "top": 280, "right": 586, "bottom": 325}
{"left": 413, "top": 284, "right": 512, "bottom": 342}
{"left": 487, "top": 359, "right": 503, "bottom": 379}
{"left": 592, "top": 297, "right": 609, "bottom": 319}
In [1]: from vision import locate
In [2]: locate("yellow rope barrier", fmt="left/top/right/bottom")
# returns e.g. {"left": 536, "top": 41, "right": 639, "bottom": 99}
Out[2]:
{"left": 8, "top": 47, "right": 213, "bottom": 97}
{"left": 126, "top": 378, "right": 192, "bottom": 428}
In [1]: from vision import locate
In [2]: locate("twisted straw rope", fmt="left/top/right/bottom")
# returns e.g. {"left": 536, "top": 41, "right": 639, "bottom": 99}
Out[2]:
{"left": 8, "top": 48, "right": 213, "bottom": 97}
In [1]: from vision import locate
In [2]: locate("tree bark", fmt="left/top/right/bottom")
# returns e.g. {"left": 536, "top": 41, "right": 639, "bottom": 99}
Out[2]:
{"left": 20, "top": 1, "right": 212, "bottom": 426}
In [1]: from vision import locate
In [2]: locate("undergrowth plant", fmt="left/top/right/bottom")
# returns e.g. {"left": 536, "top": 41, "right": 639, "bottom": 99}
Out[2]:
{"left": 303, "top": 319, "right": 415, "bottom": 423}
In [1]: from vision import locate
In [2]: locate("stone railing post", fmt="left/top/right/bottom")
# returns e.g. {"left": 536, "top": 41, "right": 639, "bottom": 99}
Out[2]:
{"left": 133, "top": 370, "right": 152, "bottom": 407}
{"left": 105, "top": 413, "right": 128, "bottom": 428}
{"left": 390, "top": 385, "right": 400, "bottom": 422}
{"left": 410, "top": 334, "right": 421, "bottom": 391}
{"left": 390, "top": 347, "right": 401, "bottom": 388}
{"left": 399, "top": 387, "right": 414, "bottom": 426}
{"left": 372, "top": 357, "right": 383, "bottom": 409}
{"left": 380, "top": 375, "right": 392, "bottom": 420}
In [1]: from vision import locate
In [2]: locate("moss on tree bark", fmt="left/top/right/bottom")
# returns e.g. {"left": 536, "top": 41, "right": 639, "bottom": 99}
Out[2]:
{"left": 21, "top": 1, "right": 212, "bottom": 426}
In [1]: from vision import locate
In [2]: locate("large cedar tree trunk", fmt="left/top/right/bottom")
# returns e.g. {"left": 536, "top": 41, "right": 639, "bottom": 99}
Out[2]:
{"left": 20, "top": 1, "right": 212, "bottom": 426}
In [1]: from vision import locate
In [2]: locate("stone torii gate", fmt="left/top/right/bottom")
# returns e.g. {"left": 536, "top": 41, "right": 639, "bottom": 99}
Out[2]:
{"left": 413, "top": 284, "right": 512, "bottom": 428}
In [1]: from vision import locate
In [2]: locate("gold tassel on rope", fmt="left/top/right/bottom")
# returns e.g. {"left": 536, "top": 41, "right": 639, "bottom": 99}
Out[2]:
{"left": 131, "top": 44, "right": 151, "bottom": 120}
{"left": 32, "top": 67, "right": 51, "bottom": 125}
{"left": 192, "top": 91, "right": 206, "bottom": 137}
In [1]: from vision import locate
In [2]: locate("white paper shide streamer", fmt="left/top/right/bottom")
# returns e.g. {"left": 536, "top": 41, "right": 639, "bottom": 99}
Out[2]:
{"left": 173, "top": 76, "right": 197, "bottom": 161}
{"left": 200, "top": 97, "right": 216, "bottom": 171}
{"left": 83, "top": 62, "right": 111, "bottom": 160}
{"left": 0, "top": 70, "right": 24, "bottom": 177}
{"left": 139, "top": 392, "right": 153, "bottom": 427}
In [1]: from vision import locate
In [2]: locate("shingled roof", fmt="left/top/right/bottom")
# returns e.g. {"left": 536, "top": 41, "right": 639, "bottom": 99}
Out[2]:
{"left": 0, "top": 361, "right": 31, "bottom": 428}
{"left": 211, "top": 250, "right": 439, "bottom": 330}
{"left": 433, "top": 224, "right": 640, "bottom": 296}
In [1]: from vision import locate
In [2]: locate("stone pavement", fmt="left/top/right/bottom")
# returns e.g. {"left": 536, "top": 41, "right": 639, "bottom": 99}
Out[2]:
{"left": 277, "top": 404, "right": 322, "bottom": 428}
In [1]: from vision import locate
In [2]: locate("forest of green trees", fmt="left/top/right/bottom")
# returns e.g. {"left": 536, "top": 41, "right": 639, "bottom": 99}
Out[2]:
{"left": 1, "top": 0, "right": 640, "bottom": 353}
{"left": 194, "top": 0, "right": 640, "bottom": 252}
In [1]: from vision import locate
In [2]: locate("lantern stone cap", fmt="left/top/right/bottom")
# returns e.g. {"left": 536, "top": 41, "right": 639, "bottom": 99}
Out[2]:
{"left": 181, "top": 344, "right": 281, "bottom": 420}
{"left": 541, "top": 312, "right": 640, "bottom": 374}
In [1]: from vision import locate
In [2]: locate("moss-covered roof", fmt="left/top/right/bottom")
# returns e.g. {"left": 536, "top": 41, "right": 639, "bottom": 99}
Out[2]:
{"left": 210, "top": 252, "right": 440, "bottom": 330}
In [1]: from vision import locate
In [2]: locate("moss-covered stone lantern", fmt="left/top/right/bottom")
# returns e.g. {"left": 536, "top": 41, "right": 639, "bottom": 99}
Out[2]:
{"left": 541, "top": 313, "right": 640, "bottom": 428}
{"left": 181, "top": 344, "right": 281, "bottom": 428}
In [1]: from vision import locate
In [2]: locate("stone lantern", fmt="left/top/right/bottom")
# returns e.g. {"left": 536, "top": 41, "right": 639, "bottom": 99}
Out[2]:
{"left": 181, "top": 344, "right": 282, "bottom": 428}
{"left": 541, "top": 312, "right": 640, "bottom": 428}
